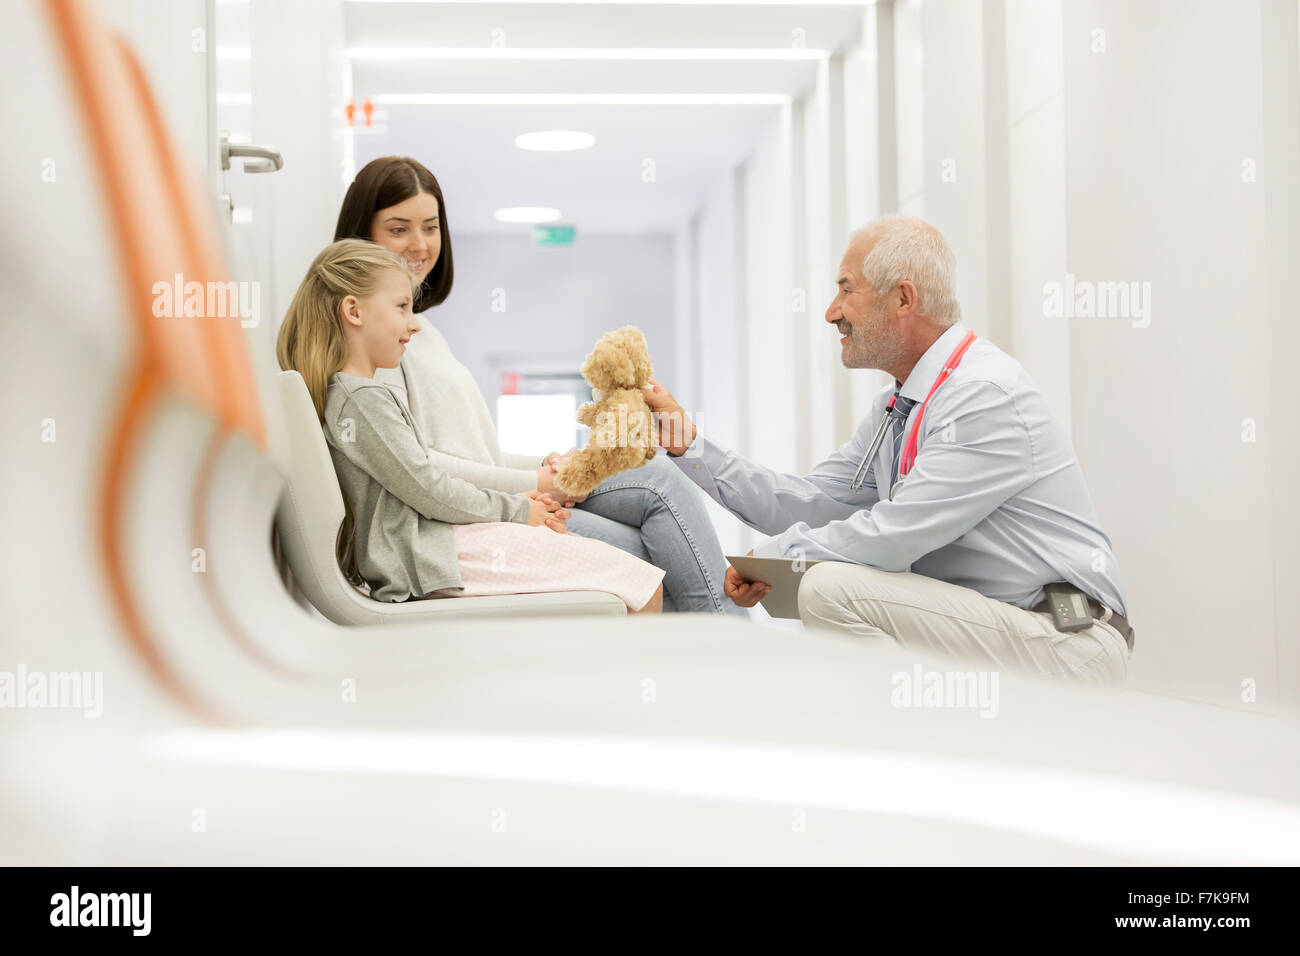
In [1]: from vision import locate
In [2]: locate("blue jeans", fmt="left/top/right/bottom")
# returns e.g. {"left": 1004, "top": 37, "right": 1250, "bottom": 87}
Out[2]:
{"left": 564, "top": 454, "right": 744, "bottom": 615}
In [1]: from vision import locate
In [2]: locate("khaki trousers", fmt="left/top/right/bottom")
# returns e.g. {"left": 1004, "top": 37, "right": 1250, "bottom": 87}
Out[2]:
{"left": 796, "top": 562, "right": 1129, "bottom": 684}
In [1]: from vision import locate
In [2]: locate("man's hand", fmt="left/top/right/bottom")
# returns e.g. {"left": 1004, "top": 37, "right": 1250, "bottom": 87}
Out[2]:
{"left": 723, "top": 549, "right": 770, "bottom": 608}
{"left": 642, "top": 378, "right": 697, "bottom": 457}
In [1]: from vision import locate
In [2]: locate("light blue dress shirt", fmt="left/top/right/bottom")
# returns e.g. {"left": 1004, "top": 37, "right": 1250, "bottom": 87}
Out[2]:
{"left": 670, "top": 322, "right": 1129, "bottom": 617}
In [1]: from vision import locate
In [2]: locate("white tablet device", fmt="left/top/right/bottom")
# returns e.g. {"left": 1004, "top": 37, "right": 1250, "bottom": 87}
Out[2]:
{"left": 725, "top": 555, "right": 823, "bottom": 619}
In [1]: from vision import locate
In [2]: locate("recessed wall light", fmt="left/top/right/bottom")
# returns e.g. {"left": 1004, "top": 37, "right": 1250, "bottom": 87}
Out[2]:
{"left": 515, "top": 130, "right": 596, "bottom": 152}
{"left": 494, "top": 206, "right": 563, "bottom": 224}
{"left": 372, "top": 93, "right": 789, "bottom": 106}
{"left": 347, "top": 48, "right": 827, "bottom": 61}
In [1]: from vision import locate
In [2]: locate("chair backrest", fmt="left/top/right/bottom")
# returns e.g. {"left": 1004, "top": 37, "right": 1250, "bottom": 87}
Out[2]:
{"left": 23, "top": 0, "right": 266, "bottom": 716}
{"left": 273, "top": 369, "right": 367, "bottom": 624}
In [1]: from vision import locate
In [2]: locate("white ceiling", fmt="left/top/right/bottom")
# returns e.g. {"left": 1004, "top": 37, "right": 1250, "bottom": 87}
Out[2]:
{"left": 352, "top": 56, "right": 822, "bottom": 97}
{"left": 342, "top": 1, "right": 868, "bottom": 235}
{"left": 344, "top": 2, "right": 868, "bottom": 53}
{"left": 353, "top": 102, "right": 779, "bottom": 234}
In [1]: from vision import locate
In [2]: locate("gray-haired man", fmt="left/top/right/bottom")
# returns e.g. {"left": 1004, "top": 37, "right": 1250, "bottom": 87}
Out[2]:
{"left": 644, "top": 216, "right": 1133, "bottom": 683}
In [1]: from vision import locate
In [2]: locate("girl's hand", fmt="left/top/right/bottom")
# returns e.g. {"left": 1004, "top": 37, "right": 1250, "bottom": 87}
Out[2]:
{"left": 525, "top": 491, "right": 570, "bottom": 533}
{"left": 536, "top": 464, "right": 559, "bottom": 497}
{"left": 542, "top": 448, "right": 575, "bottom": 472}
{"left": 538, "top": 449, "right": 586, "bottom": 506}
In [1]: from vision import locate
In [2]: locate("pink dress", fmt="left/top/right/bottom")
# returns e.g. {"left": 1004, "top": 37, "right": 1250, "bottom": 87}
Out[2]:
{"left": 427, "top": 523, "right": 665, "bottom": 611}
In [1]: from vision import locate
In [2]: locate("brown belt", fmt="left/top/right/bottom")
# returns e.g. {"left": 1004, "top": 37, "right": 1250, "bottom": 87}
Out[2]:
{"left": 1032, "top": 590, "right": 1134, "bottom": 652}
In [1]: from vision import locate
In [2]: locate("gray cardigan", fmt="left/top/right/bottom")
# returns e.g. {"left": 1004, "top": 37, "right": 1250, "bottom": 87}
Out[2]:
{"left": 323, "top": 371, "right": 531, "bottom": 602}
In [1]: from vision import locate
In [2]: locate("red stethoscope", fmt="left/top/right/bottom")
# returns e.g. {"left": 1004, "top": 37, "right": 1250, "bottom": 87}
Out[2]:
{"left": 849, "top": 330, "right": 978, "bottom": 495}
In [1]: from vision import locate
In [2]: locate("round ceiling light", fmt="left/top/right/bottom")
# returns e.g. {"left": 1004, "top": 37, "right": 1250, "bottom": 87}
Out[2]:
{"left": 494, "top": 206, "right": 563, "bottom": 224}
{"left": 515, "top": 130, "right": 596, "bottom": 152}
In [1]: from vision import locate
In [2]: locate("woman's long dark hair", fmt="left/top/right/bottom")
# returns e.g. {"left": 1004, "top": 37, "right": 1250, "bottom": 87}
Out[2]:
{"left": 334, "top": 156, "right": 453, "bottom": 313}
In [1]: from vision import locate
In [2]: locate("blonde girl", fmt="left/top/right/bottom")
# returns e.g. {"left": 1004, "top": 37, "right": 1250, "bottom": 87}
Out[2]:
{"left": 276, "top": 239, "right": 664, "bottom": 613}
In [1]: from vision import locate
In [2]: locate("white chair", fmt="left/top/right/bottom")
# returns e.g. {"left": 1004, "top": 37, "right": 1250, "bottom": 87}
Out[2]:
{"left": 272, "top": 370, "right": 626, "bottom": 624}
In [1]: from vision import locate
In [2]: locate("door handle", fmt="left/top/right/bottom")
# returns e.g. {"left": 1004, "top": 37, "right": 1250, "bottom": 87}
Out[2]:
{"left": 220, "top": 130, "right": 283, "bottom": 173}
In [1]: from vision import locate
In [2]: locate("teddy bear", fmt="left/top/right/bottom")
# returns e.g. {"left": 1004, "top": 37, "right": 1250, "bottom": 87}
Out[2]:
{"left": 553, "top": 325, "right": 659, "bottom": 498}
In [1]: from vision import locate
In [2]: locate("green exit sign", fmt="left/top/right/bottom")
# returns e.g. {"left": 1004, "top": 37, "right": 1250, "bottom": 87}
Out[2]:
{"left": 534, "top": 224, "right": 576, "bottom": 246}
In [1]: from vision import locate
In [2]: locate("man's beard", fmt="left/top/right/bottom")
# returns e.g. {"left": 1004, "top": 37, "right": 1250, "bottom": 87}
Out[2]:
{"left": 841, "top": 308, "right": 902, "bottom": 372}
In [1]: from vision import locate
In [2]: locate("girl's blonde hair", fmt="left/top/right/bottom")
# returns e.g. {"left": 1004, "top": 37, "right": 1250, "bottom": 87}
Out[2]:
{"left": 276, "top": 238, "right": 416, "bottom": 418}
{"left": 276, "top": 238, "right": 418, "bottom": 585}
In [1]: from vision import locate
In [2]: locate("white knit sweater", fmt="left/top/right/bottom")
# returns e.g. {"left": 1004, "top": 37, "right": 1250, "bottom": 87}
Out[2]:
{"left": 373, "top": 321, "right": 542, "bottom": 494}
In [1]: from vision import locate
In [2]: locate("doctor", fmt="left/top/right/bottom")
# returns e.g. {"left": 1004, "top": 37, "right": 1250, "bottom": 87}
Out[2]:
{"left": 643, "top": 215, "right": 1133, "bottom": 683}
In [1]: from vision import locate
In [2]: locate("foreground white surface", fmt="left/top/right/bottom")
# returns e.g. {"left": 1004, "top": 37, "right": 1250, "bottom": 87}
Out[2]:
{"left": 4, "top": 615, "right": 1297, "bottom": 866}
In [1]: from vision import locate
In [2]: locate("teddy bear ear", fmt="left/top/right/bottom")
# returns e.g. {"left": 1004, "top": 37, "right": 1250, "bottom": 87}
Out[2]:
{"left": 581, "top": 338, "right": 612, "bottom": 374}
{"left": 578, "top": 344, "right": 615, "bottom": 389}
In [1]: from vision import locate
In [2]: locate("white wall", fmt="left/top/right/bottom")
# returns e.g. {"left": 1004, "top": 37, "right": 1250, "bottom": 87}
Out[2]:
{"left": 687, "top": 168, "right": 742, "bottom": 454}
{"left": 1259, "top": 0, "right": 1300, "bottom": 706}
{"left": 671, "top": 216, "right": 698, "bottom": 433}
{"left": 740, "top": 109, "right": 797, "bottom": 475}
{"left": 1005, "top": 0, "right": 1072, "bottom": 428}
{"left": 844, "top": 6, "right": 895, "bottom": 419}
{"left": 917, "top": 0, "right": 993, "bottom": 341}
{"left": 886, "top": 0, "right": 1300, "bottom": 710}
{"left": 802, "top": 58, "right": 855, "bottom": 451}
{"left": 434, "top": 232, "right": 679, "bottom": 438}
{"left": 248, "top": 0, "right": 349, "bottom": 326}
{"left": 893, "top": 0, "right": 926, "bottom": 219}
{"left": 1061, "top": 0, "right": 1290, "bottom": 707}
